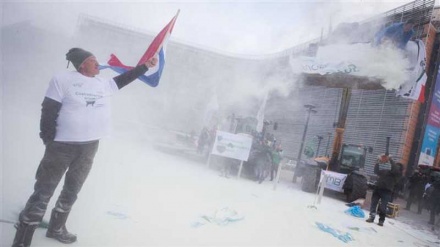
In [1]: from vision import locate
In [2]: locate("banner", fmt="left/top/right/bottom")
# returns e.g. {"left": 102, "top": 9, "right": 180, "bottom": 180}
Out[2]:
{"left": 396, "top": 39, "right": 427, "bottom": 102}
{"left": 211, "top": 131, "right": 253, "bottom": 161}
{"left": 321, "top": 170, "right": 348, "bottom": 192}
{"left": 296, "top": 58, "right": 359, "bottom": 76}
{"left": 418, "top": 67, "right": 440, "bottom": 166}
{"left": 291, "top": 40, "right": 427, "bottom": 103}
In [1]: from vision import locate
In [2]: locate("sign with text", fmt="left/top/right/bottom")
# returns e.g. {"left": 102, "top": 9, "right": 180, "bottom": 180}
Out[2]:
{"left": 419, "top": 67, "right": 440, "bottom": 166}
{"left": 211, "top": 131, "right": 253, "bottom": 161}
{"left": 321, "top": 170, "right": 348, "bottom": 192}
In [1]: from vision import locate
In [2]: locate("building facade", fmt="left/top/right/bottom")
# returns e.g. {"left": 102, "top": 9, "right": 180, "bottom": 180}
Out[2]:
{"left": 2, "top": 0, "right": 438, "bottom": 178}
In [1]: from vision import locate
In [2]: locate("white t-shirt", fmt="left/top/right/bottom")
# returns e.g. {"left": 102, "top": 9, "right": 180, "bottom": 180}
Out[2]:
{"left": 45, "top": 71, "right": 119, "bottom": 142}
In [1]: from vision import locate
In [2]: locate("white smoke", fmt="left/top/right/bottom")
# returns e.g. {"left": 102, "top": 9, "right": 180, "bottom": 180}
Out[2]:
{"left": 292, "top": 43, "right": 411, "bottom": 90}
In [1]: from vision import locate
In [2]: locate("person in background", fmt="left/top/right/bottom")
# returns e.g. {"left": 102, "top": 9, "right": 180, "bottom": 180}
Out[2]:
{"left": 427, "top": 171, "right": 440, "bottom": 225}
{"left": 391, "top": 163, "right": 405, "bottom": 202}
{"left": 366, "top": 156, "right": 402, "bottom": 226}
{"left": 12, "top": 48, "right": 157, "bottom": 247}
{"left": 373, "top": 18, "right": 415, "bottom": 49}
{"left": 270, "top": 146, "right": 283, "bottom": 181}
{"left": 197, "top": 127, "right": 210, "bottom": 154}
{"left": 405, "top": 166, "right": 429, "bottom": 214}
{"left": 254, "top": 140, "right": 273, "bottom": 184}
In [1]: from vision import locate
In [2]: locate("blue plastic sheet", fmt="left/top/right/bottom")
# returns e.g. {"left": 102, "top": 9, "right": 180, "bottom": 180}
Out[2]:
{"left": 191, "top": 207, "right": 244, "bottom": 228}
{"left": 344, "top": 205, "right": 365, "bottom": 218}
{"left": 315, "top": 222, "right": 354, "bottom": 243}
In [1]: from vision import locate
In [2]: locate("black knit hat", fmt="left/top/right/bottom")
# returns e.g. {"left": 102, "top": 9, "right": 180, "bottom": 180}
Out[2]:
{"left": 66, "top": 48, "right": 94, "bottom": 71}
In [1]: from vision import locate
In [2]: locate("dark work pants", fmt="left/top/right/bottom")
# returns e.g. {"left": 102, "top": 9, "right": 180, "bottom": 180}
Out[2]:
{"left": 19, "top": 141, "right": 99, "bottom": 224}
{"left": 255, "top": 161, "right": 270, "bottom": 183}
{"left": 406, "top": 189, "right": 424, "bottom": 213}
{"left": 369, "top": 188, "right": 393, "bottom": 222}
{"left": 429, "top": 198, "right": 440, "bottom": 224}
{"left": 270, "top": 163, "right": 279, "bottom": 181}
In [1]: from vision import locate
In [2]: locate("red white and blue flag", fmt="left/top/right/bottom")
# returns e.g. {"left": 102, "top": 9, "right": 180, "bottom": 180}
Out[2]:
{"left": 99, "top": 10, "right": 179, "bottom": 87}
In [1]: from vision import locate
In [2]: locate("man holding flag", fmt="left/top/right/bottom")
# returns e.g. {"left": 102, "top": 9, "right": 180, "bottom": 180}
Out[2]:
{"left": 13, "top": 11, "right": 179, "bottom": 246}
{"left": 12, "top": 47, "right": 157, "bottom": 247}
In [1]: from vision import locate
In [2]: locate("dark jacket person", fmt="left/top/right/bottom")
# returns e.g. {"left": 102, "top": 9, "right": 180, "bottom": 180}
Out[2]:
{"left": 366, "top": 156, "right": 402, "bottom": 226}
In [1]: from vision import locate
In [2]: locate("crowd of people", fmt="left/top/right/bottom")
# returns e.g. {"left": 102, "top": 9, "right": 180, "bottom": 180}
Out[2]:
{"left": 248, "top": 138, "right": 283, "bottom": 184}
{"left": 197, "top": 125, "right": 283, "bottom": 183}
{"left": 197, "top": 125, "right": 440, "bottom": 227}
{"left": 405, "top": 165, "right": 440, "bottom": 225}
{"left": 197, "top": 120, "right": 440, "bottom": 221}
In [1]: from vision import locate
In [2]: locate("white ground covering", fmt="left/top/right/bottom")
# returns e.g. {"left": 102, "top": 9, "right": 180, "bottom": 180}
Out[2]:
{"left": 2, "top": 131, "right": 439, "bottom": 247}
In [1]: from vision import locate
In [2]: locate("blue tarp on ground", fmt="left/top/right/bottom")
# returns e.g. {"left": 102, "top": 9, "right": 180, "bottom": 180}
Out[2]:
{"left": 344, "top": 205, "right": 366, "bottom": 218}
{"left": 316, "top": 222, "right": 355, "bottom": 243}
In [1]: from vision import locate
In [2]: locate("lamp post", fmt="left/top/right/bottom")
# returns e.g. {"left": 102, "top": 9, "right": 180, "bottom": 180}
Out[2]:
{"left": 316, "top": 135, "right": 323, "bottom": 157}
{"left": 325, "top": 132, "right": 332, "bottom": 157}
{"left": 228, "top": 113, "right": 236, "bottom": 133}
{"left": 293, "top": 104, "right": 317, "bottom": 183}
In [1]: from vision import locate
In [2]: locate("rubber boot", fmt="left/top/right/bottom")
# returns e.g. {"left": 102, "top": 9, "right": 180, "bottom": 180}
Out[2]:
{"left": 12, "top": 222, "right": 37, "bottom": 247}
{"left": 378, "top": 214, "right": 385, "bottom": 226}
{"left": 46, "top": 210, "right": 77, "bottom": 244}
{"left": 365, "top": 215, "right": 375, "bottom": 223}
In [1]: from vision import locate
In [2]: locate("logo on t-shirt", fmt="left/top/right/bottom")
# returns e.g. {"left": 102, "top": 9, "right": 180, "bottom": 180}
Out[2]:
{"left": 75, "top": 92, "right": 103, "bottom": 107}
{"left": 86, "top": 100, "right": 96, "bottom": 107}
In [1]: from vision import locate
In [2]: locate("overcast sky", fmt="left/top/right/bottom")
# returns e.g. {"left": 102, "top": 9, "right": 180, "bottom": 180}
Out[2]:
{"left": 1, "top": 0, "right": 429, "bottom": 55}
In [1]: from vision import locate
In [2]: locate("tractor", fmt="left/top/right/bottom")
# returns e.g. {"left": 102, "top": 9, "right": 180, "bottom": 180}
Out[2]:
{"left": 298, "top": 142, "right": 373, "bottom": 202}
{"left": 295, "top": 88, "right": 377, "bottom": 202}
